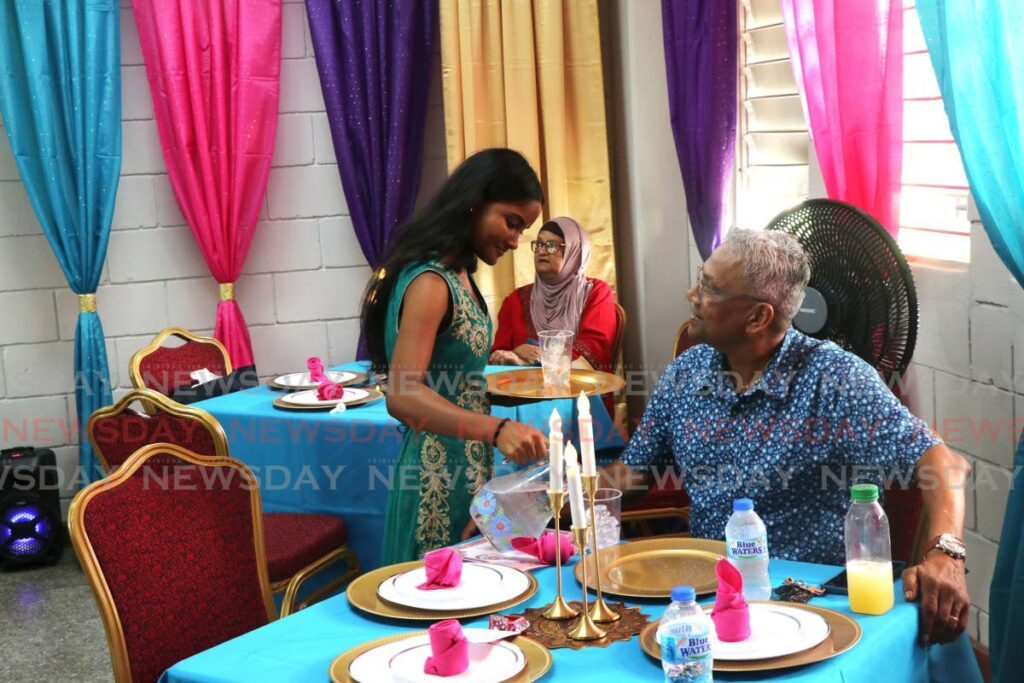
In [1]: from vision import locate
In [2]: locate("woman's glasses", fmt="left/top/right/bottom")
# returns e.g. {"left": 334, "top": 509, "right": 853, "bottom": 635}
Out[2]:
{"left": 530, "top": 240, "right": 565, "bottom": 255}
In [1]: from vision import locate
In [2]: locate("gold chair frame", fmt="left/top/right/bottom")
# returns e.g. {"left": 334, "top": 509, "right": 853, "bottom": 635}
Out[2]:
{"left": 68, "top": 443, "right": 277, "bottom": 683}
{"left": 86, "top": 389, "right": 361, "bottom": 617}
{"left": 87, "top": 388, "right": 229, "bottom": 473}
{"left": 128, "top": 327, "right": 233, "bottom": 393}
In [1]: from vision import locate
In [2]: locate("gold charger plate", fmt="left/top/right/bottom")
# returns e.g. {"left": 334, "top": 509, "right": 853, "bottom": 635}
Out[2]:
{"left": 268, "top": 371, "right": 369, "bottom": 391}
{"left": 328, "top": 631, "right": 552, "bottom": 683}
{"left": 347, "top": 560, "right": 539, "bottom": 621}
{"left": 575, "top": 538, "right": 727, "bottom": 599}
{"left": 486, "top": 368, "right": 625, "bottom": 400}
{"left": 639, "top": 602, "right": 862, "bottom": 672}
{"left": 271, "top": 388, "right": 384, "bottom": 411}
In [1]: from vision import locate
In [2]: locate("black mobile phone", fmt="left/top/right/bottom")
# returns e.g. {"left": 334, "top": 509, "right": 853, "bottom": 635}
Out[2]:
{"left": 822, "top": 560, "right": 907, "bottom": 595}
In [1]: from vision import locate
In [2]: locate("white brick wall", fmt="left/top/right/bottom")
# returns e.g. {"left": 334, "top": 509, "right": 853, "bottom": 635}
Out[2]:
{"left": 906, "top": 211, "right": 1024, "bottom": 645}
{"left": 0, "top": 4, "right": 447, "bottom": 516}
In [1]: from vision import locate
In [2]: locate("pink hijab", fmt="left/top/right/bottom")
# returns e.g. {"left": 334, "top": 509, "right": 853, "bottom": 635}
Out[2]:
{"left": 530, "top": 217, "right": 594, "bottom": 335}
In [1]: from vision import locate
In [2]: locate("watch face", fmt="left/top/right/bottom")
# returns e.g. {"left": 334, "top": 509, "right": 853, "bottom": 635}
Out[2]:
{"left": 940, "top": 534, "right": 966, "bottom": 556}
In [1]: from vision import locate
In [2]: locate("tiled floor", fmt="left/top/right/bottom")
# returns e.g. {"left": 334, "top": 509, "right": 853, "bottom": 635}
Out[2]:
{"left": 0, "top": 545, "right": 112, "bottom": 682}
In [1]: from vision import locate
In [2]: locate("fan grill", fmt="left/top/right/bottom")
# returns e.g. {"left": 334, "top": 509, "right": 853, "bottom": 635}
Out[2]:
{"left": 766, "top": 199, "right": 918, "bottom": 379}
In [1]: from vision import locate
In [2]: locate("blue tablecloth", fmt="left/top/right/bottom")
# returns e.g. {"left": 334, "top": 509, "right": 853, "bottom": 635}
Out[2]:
{"left": 193, "top": 364, "right": 625, "bottom": 571}
{"left": 160, "top": 558, "right": 981, "bottom": 682}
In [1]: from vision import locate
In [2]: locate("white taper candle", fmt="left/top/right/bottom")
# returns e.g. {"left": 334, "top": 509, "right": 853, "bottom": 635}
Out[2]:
{"left": 566, "top": 463, "right": 586, "bottom": 529}
{"left": 564, "top": 441, "right": 578, "bottom": 471}
{"left": 548, "top": 409, "right": 563, "bottom": 492}
{"left": 578, "top": 392, "right": 596, "bottom": 476}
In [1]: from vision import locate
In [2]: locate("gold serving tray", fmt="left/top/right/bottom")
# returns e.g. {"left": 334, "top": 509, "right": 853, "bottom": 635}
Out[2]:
{"left": 486, "top": 368, "right": 625, "bottom": 400}
{"left": 346, "top": 560, "right": 539, "bottom": 621}
{"left": 639, "top": 602, "right": 862, "bottom": 672}
{"left": 268, "top": 371, "right": 369, "bottom": 391}
{"left": 329, "top": 630, "right": 552, "bottom": 683}
{"left": 574, "top": 538, "right": 727, "bottom": 599}
{"left": 271, "top": 388, "right": 384, "bottom": 411}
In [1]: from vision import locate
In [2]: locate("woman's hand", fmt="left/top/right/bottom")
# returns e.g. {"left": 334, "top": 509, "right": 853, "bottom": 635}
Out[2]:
{"left": 488, "top": 349, "right": 522, "bottom": 365}
{"left": 496, "top": 421, "right": 547, "bottom": 464}
{"left": 512, "top": 344, "right": 541, "bottom": 365}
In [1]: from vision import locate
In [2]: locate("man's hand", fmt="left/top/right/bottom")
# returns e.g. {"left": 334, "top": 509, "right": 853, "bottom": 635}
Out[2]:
{"left": 902, "top": 551, "right": 970, "bottom": 644}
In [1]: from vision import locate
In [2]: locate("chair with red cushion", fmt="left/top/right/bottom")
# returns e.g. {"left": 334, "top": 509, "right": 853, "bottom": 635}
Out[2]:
{"left": 88, "top": 389, "right": 227, "bottom": 471}
{"left": 68, "top": 443, "right": 277, "bottom": 683}
{"left": 129, "top": 327, "right": 232, "bottom": 396}
{"left": 87, "top": 390, "right": 361, "bottom": 616}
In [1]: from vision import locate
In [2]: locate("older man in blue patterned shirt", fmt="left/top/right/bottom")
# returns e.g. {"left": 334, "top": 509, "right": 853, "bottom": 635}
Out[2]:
{"left": 603, "top": 229, "right": 971, "bottom": 645}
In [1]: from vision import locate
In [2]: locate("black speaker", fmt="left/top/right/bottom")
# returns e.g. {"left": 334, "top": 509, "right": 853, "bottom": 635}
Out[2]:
{"left": 0, "top": 446, "right": 63, "bottom": 568}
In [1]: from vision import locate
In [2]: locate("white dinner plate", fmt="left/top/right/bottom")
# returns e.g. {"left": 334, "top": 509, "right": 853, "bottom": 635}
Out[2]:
{"left": 348, "top": 632, "right": 526, "bottom": 683}
{"left": 279, "top": 387, "right": 370, "bottom": 408}
{"left": 272, "top": 370, "right": 357, "bottom": 389}
{"left": 377, "top": 563, "right": 531, "bottom": 612}
{"left": 702, "top": 602, "right": 830, "bottom": 661}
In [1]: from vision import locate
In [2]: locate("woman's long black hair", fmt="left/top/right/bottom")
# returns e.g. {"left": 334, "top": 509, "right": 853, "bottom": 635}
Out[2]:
{"left": 361, "top": 148, "right": 544, "bottom": 373}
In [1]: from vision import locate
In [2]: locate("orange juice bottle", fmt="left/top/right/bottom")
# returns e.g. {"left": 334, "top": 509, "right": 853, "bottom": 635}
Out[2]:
{"left": 844, "top": 484, "right": 894, "bottom": 615}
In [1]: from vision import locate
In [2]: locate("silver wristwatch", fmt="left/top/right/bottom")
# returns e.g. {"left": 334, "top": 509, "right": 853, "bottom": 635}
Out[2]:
{"left": 930, "top": 533, "right": 967, "bottom": 561}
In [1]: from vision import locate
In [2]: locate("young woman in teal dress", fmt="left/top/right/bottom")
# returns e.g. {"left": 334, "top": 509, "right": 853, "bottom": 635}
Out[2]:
{"left": 362, "top": 148, "right": 549, "bottom": 565}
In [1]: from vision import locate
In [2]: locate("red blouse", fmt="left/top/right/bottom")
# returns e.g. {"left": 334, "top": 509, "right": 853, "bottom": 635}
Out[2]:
{"left": 492, "top": 278, "right": 618, "bottom": 372}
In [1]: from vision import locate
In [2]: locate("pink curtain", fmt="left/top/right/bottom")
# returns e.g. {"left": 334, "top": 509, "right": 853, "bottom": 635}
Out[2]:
{"left": 132, "top": 0, "right": 282, "bottom": 366}
{"left": 780, "top": 0, "right": 903, "bottom": 235}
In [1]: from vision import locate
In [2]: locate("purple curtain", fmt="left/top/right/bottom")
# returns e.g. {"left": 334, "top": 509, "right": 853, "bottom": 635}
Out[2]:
{"left": 661, "top": 0, "right": 738, "bottom": 260}
{"left": 305, "top": 0, "right": 436, "bottom": 267}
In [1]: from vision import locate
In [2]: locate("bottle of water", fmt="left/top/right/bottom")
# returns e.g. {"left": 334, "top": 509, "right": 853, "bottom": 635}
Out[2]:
{"left": 845, "top": 483, "right": 894, "bottom": 615}
{"left": 725, "top": 498, "right": 772, "bottom": 601}
{"left": 657, "top": 585, "right": 713, "bottom": 683}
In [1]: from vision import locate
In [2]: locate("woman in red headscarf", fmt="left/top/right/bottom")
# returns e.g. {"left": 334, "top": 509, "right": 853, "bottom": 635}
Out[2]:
{"left": 490, "top": 217, "right": 618, "bottom": 373}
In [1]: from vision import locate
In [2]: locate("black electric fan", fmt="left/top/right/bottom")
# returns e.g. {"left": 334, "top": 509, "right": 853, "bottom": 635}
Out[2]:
{"left": 765, "top": 199, "right": 918, "bottom": 380}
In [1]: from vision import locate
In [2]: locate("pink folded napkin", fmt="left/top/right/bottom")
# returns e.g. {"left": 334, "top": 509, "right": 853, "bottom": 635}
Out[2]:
{"left": 307, "top": 357, "right": 325, "bottom": 382}
{"left": 423, "top": 620, "right": 469, "bottom": 676}
{"left": 417, "top": 548, "right": 463, "bottom": 590}
{"left": 511, "top": 530, "right": 575, "bottom": 565}
{"left": 711, "top": 558, "right": 751, "bottom": 642}
{"left": 317, "top": 378, "right": 345, "bottom": 401}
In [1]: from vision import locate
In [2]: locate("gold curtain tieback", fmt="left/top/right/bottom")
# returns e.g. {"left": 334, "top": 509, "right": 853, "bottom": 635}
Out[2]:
{"left": 78, "top": 294, "right": 97, "bottom": 313}
{"left": 219, "top": 282, "right": 235, "bottom": 301}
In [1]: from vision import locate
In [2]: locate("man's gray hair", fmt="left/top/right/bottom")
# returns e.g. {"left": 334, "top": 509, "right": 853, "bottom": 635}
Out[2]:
{"left": 721, "top": 228, "right": 810, "bottom": 324}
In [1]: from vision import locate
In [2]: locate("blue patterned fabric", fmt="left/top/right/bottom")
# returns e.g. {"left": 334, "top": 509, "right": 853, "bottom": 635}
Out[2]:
{"left": 622, "top": 328, "right": 939, "bottom": 565}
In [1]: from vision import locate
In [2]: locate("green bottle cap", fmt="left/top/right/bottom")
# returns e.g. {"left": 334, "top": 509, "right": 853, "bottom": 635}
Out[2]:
{"left": 850, "top": 483, "right": 879, "bottom": 501}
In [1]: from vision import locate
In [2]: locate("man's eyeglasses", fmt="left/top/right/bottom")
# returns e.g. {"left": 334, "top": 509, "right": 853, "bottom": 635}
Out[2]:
{"left": 695, "top": 265, "right": 769, "bottom": 304}
{"left": 531, "top": 240, "right": 566, "bottom": 255}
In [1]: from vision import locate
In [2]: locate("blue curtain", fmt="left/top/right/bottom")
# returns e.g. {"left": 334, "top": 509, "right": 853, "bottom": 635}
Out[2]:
{"left": 917, "top": 2, "right": 1024, "bottom": 680}
{"left": 0, "top": 0, "right": 121, "bottom": 482}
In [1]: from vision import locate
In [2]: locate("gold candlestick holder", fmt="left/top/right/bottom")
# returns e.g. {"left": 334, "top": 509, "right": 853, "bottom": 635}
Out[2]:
{"left": 582, "top": 474, "right": 621, "bottom": 623}
{"left": 542, "top": 490, "right": 578, "bottom": 621}
{"left": 567, "top": 525, "right": 607, "bottom": 641}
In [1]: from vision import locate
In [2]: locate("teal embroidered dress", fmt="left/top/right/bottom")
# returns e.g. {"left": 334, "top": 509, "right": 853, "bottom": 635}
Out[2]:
{"left": 381, "top": 260, "right": 494, "bottom": 564}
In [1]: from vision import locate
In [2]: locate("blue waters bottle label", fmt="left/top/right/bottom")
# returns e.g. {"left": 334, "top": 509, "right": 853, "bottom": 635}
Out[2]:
{"left": 660, "top": 622, "right": 713, "bottom": 683}
{"left": 728, "top": 534, "right": 768, "bottom": 561}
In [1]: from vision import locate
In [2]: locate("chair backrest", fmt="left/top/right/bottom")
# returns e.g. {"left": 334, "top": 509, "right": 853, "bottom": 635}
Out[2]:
{"left": 87, "top": 389, "right": 228, "bottom": 474}
{"left": 130, "top": 327, "right": 232, "bottom": 396}
{"left": 611, "top": 302, "right": 627, "bottom": 369}
{"left": 68, "top": 444, "right": 275, "bottom": 683}
{"left": 883, "top": 485, "right": 926, "bottom": 565}
{"left": 673, "top": 319, "right": 700, "bottom": 357}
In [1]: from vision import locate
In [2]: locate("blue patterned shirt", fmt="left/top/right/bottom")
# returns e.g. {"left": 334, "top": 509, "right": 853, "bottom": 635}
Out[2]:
{"left": 622, "top": 327, "right": 940, "bottom": 565}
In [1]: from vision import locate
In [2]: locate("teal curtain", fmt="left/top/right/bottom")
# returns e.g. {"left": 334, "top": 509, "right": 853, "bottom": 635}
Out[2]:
{"left": 0, "top": 0, "right": 121, "bottom": 482}
{"left": 916, "top": 0, "right": 1024, "bottom": 288}
{"left": 917, "top": 2, "right": 1024, "bottom": 680}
